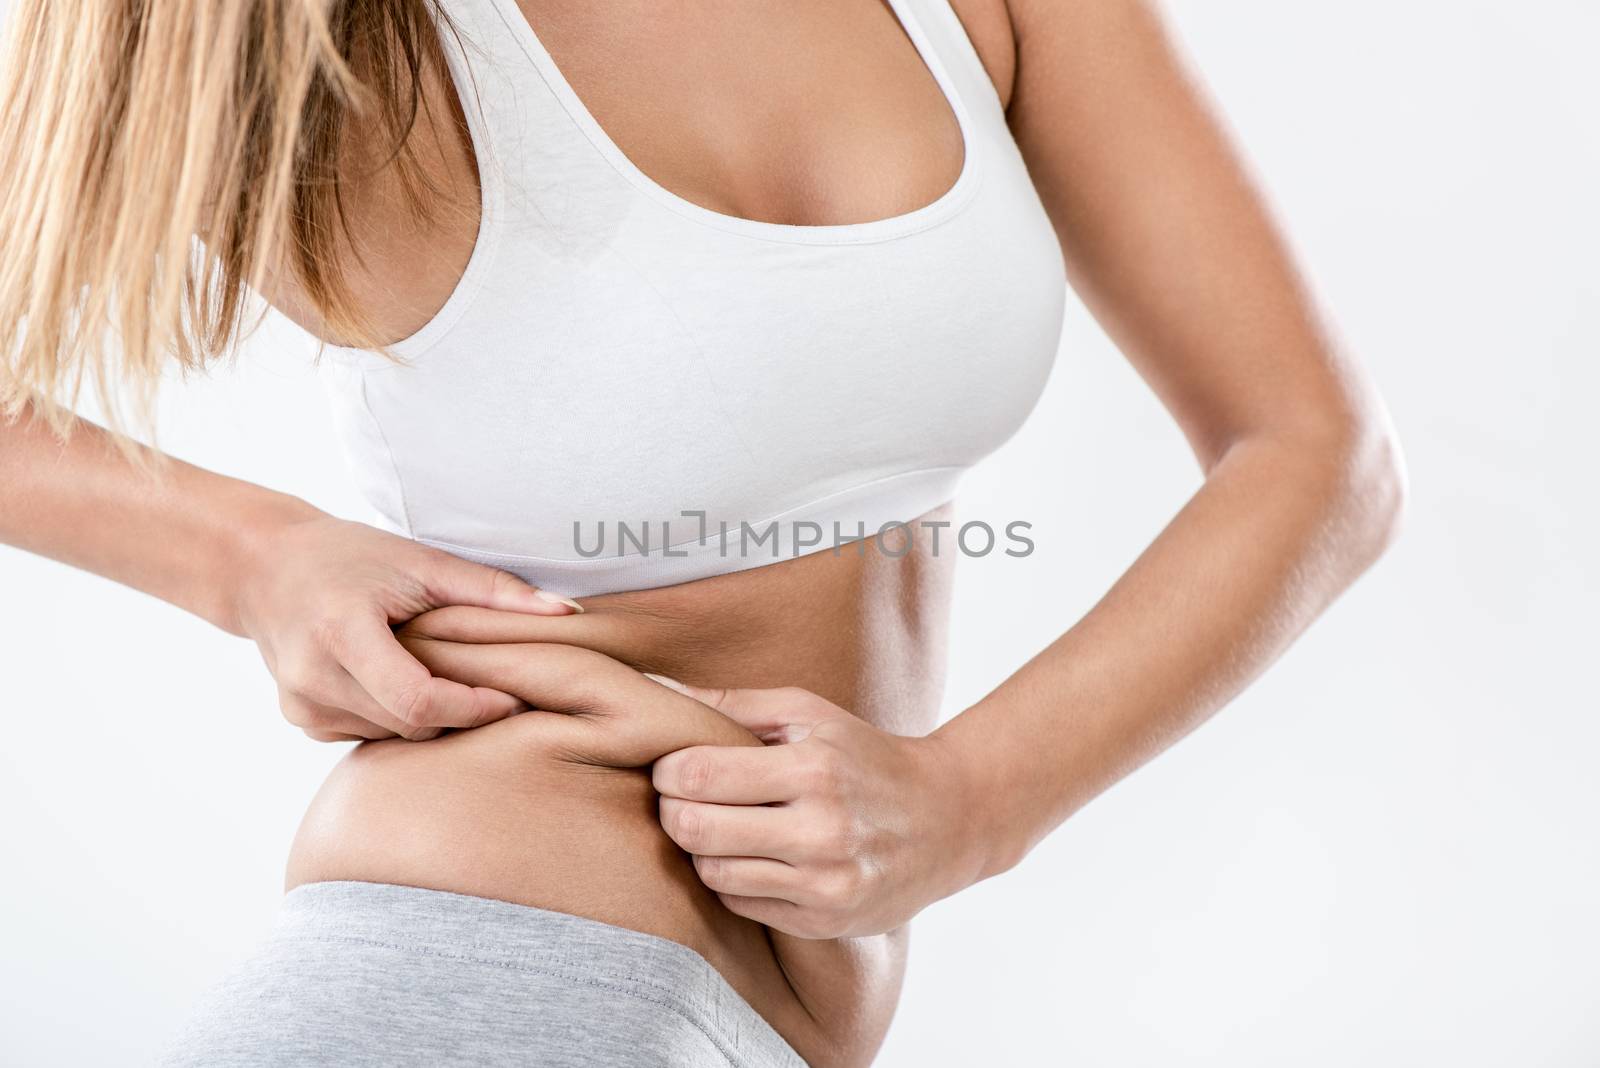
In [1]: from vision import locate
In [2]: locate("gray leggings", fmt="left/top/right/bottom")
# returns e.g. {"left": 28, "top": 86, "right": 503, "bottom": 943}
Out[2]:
{"left": 158, "top": 881, "right": 807, "bottom": 1067}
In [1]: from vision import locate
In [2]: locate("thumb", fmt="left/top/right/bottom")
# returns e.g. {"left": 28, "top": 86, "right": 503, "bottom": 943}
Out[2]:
{"left": 422, "top": 554, "right": 584, "bottom": 616}
{"left": 643, "top": 677, "right": 840, "bottom": 742}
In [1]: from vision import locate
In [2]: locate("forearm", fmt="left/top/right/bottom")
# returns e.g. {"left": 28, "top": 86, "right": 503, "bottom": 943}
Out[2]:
{"left": 0, "top": 406, "right": 319, "bottom": 634}
{"left": 938, "top": 420, "right": 1405, "bottom": 878}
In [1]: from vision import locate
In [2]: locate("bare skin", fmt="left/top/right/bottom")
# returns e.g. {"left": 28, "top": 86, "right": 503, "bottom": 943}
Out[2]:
{"left": 0, "top": 1, "right": 1404, "bottom": 1065}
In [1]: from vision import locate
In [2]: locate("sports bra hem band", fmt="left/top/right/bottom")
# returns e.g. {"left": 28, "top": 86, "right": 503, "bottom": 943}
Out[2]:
{"left": 404, "top": 466, "right": 967, "bottom": 598}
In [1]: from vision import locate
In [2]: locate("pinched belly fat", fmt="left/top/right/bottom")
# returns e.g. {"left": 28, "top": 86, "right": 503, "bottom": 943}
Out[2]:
{"left": 284, "top": 608, "right": 905, "bottom": 1067}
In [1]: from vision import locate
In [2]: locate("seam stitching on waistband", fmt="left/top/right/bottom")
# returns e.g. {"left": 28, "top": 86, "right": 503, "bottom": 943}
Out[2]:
{"left": 277, "top": 932, "right": 762, "bottom": 1067}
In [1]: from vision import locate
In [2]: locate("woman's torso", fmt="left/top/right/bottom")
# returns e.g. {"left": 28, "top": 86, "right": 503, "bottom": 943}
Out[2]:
{"left": 300, "top": 0, "right": 1062, "bottom": 596}
{"left": 272, "top": 0, "right": 1063, "bottom": 1061}
{"left": 287, "top": 517, "right": 952, "bottom": 1064}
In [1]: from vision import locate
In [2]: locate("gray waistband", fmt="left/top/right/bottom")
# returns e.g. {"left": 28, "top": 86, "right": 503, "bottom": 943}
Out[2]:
{"left": 274, "top": 881, "right": 805, "bottom": 1067}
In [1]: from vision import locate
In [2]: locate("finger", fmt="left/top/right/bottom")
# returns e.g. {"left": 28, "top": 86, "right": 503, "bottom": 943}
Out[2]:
{"left": 398, "top": 639, "right": 761, "bottom": 762}
{"left": 338, "top": 613, "right": 525, "bottom": 731}
{"left": 399, "top": 638, "right": 634, "bottom": 712}
{"left": 715, "top": 894, "right": 832, "bottom": 940}
{"left": 319, "top": 670, "right": 447, "bottom": 741}
{"left": 658, "top": 797, "right": 804, "bottom": 860}
{"left": 692, "top": 855, "right": 807, "bottom": 903}
{"left": 664, "top": 684, "right": 843, "bottom": 741}
{"left": 279, "top": 692, "right": 399, "bottom": 741}
{"left": 653, "top": 743, "right": 808, "bottom": 804}
{"left": 398, "top": 605, "right": 654, "bottom": 667}
{"left": 421, "top": 554, "right": 583, "bottom": 616}
{"left": 302, "top": 728, "right": 371, "bottom": 743}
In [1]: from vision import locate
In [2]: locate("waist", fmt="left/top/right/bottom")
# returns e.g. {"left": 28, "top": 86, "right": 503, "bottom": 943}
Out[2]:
{"left": 284, "top": 524, "right": 950, "bottom": 1061}
{"left": 526, "top": 500, "right": 956, "bottom": 728}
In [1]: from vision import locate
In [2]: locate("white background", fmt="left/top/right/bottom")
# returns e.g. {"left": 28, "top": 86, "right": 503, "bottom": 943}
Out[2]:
{"left": 3, "top": 2, "right": 1596, "bottom": 1065}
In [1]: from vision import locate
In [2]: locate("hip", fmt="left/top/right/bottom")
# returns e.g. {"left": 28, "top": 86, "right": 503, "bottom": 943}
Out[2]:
{"left": 161, "top": 880, "right": 808, "bottom": 1068}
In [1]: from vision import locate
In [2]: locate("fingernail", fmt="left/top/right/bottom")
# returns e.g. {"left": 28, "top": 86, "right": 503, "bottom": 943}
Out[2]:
{"left": 643, "top": 672, "right": 689, "bottom": 694}
{"left": 535, "top": 590, "right": 584, "bottom": 613}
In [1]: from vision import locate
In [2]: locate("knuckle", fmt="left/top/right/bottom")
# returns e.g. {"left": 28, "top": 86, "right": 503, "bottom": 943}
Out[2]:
{"left": 715, "top": 891, "right": 749, "bottom": 919}
{"left": 307, "top": 613, "right": 352, "bottom": 655}
{"left": 488, "top": 568, "right": 526, "bottom": 601}
{"left": 393, "top": 721, "right": 437, "bottom": 742}
{"left": 811, "top": 717, "right": 852, "bottom": 745}
{"left": 676, "top": 752, "right": 713, "bottom": 797}
{"left": 810, "top": 810, "right": 855, "bottom": 855}
{"left": 388, "top": 679, "right": 432, "bottom": 727}
{"left": 276, "top": 651, "right": 320, "bottom": 696}
{"left": 695, "top": 855, "right": 726, "bottom": 886}
{"left": 278, "top": 695, "right": 313, "bottom": 727}
{"left": 834, "top": 812, "right": 862, "bottom": 850}
{"left": 302, "top": 706, "right": 338, "bottom": 730}
{"left": 670, "top": 805, "right": 706, "bottom": 851}
{"left": 803, "top": 751, "right": 839, "bottom": 793}
{"left": 826, "top": 863, "right": 866, "bottom": 907}
{"left": 280, "top": 695, "right": 334, "bottom": 730}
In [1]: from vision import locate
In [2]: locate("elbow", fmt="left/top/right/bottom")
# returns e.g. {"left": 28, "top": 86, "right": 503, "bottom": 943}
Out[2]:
{"left": 1316, "top": 405, "right": 1408, "bottom": 573}
{"left": 1230, "top": 395, "right": 1407, "bottom": 576}
{"left": 1211, "top": 382, "right": 1408, "bottom": 579}
{"left": 1352, "top": 417, "right": 1408, "bottom": 564}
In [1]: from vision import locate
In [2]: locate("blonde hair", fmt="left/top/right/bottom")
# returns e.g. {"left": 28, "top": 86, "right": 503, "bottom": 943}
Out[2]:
{"left": 0, "top": 0, "right": 452, "bottom": 439}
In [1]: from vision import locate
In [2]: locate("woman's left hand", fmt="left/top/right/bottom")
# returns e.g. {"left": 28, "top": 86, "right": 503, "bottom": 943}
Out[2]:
{"left": 650, "top": 682, "right": 988, "bottom": 940}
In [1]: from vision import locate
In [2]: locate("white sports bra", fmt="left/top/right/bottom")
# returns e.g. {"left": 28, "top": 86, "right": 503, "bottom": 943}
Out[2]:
{"left": 318, "top": 0, "right": 1066, "bottom": 598}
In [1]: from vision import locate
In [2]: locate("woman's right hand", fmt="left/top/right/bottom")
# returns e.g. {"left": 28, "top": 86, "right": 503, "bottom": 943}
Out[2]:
{"left": 234, "top": 511, "right": 584, "bottom": 742}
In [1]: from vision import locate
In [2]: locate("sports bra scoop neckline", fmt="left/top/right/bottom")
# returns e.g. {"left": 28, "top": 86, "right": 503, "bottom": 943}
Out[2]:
{"left": 488, "top": 0, "right": 983, "bottom": 245}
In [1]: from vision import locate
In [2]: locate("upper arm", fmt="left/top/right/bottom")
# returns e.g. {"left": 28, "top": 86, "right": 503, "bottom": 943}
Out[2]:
{"left": 1003, "top": 0, "right": 1377, "bottom": 469}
